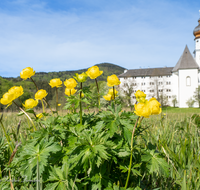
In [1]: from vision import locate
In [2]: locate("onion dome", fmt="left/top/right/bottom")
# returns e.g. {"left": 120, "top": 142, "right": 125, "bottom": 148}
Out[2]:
{"left": 193, "top": 19, "right": 200, "bottom": 39}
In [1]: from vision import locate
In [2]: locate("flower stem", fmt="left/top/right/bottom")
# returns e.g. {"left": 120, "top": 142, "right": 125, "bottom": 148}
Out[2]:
{"left": 80, "top": 82, "right": 83, "bottom": 125}
{"left": 113, "top": 86, "right": 115, "bottom": 100}
{"left": 95, "top": 78, "right": 100, "bottom": 109}
{"left": 125, "top": 116, "right": 140, "bottom": 189}
{"left": 56, "top": 87, "right": 58, "bottom": 112}
{"left": 13, "top": 101, "right": 37, "bottom": 131}
{"left": 30, "top": 77, "right": 39, "bottom": 91}
{"left": 41, "top": 99, "right": 45, "bottom": 113}
{"left": 37, "top": 156, "right": 40, "bottom": 190}
{"left": 43, "top": 98, "right": 54, "bottom": 115}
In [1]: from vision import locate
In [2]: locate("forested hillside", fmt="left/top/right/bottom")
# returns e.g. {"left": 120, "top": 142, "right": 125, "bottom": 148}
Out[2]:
{"left": 0, "top": 63, "right": 125, "bottom": 111}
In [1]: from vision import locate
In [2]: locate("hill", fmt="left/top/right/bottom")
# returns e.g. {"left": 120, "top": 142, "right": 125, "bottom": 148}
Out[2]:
{"left": 3, "top": 62, "right": 125, "bottom": 83}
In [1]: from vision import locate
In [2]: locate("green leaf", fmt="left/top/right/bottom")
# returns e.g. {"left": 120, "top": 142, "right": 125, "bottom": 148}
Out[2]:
{"left": 108, "top": 120, "right": 118, "bottom": 137}
{"left": 142, "top": 150, "right": 169, "bottom": 176}
{"left": 181, "top": 170, "right": 187, "bottom": 190}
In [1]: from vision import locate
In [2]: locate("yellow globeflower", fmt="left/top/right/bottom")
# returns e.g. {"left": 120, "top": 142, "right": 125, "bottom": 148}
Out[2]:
{"left": 107, "top": 74, "right": 121, "bottom": 87}
{"left": 135, "top": 90, "right": 146, "bottom": 103}
{"left": 8, "top": 86, "right": 24, "bottom": 99}
{"left": 74, "top": 72, "right": 87, "bottom": 83}
{"left": 0, "top": 92, "right": 15, "bottom": 106}
{"left": 23, "top": 99, "right": 38, "bottom": 109}
{"left": 64, "top": 78, "right": 77, "bottom": 89}
{"left": 103, "top": 94, "right": 112, "bottom": 101}
{"left": 148, "top": 98, "right": 162, "bottom": 115}
{"left": 36, "top": 113, "right": 43, "bottom": 119}
{"left": 35, "top": 89, "right": 48, "bottom": 100}
{"left": 86, "top": 66, "right": 103, "bottom": 79}
{"left": 65, "top": 88, "right": 77, "bottom": 96}
{"left": 49, "top": 78, "right": 62, "bottom": 88}
{"left": 134, "top": 101, "right": 151, "bottom": 118}
{"left": 20, "top": 67, "right": 35, "bottom": 80}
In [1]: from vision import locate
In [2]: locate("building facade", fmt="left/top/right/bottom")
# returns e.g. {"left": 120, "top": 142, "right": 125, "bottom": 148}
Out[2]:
{"left": 119, "top": 18, "right": 200, "bottom": 108}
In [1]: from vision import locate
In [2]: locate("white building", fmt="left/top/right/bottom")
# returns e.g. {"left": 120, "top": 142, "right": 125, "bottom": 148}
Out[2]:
{"left": 119, "top": 17, "right": 200, "bottom": 108}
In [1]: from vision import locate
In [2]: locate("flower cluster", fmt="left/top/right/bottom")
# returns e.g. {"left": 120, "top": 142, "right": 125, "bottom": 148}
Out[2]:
{"left": 20, "top": 67, "right": 35, "bottom": 80}
{"left": 103, "top": 74, "right": 121, "bottom": 101}
{"left": 23, "top": 99, "right": 38, "bottom": 109}
{"left": 49, "top": 78, "right": 62, "bottom": 88}
{"left": 103, "top": 88, "right": 118, "bottom": 101}
{"left": 134, "top": 90, "right": 161, "bottom": 118}
{"left": 64, "top": 78, "right": 77, "bottom": 96}
{"left": 0, "top": 86, "right": 24, "bottom": 106}
{"left": 86, "top": 66, "right": 103, "bottom": 79}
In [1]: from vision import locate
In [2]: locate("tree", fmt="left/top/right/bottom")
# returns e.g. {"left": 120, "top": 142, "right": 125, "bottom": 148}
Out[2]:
{"left": 193, "top": 86, "right": 200, "bottom": 108}
{"left": 186, "top": 97, "right": 195, "bottom": 107}
{"left": 120, "top": 79, "right": 136, "bottom": 110}
{"left": 172, "top": 95, "right": 178, "bottom": 107}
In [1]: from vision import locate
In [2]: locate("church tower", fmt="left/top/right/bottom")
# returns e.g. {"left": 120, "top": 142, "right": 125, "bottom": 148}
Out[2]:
{"left": 193, "top": 15, "right": 200, "bottom": 66}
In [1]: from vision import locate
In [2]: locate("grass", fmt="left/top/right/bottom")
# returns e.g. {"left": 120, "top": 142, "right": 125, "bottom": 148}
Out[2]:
{"left": 1, "top": 106, "right": 200, "bottom": 189}
{"left": 162, "top": 106, "right": 200, "bottom": 114}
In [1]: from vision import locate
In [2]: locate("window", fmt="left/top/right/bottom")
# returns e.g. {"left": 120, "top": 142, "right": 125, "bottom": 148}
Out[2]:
{"left": 158, "top": 82, "right": 163, "bottom": 85}
{"left": 150, "top": 82, "right": 154, "bottom": 85}
{"left": 149, "top": 90, "right": 154, "bottom": 93}
{"left": 141, "top": 82, "right": 145, "bottom": 85}
{"left": 186, "top": 76, "right": 191, "bottom": 86}
{"left": 132, "top": 77, "right": 136, "bottom": 79}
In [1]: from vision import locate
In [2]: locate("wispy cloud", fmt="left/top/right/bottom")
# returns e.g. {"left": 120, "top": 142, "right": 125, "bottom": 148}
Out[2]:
{"left": 0, "top": 0, "right": 199, "bottom": 77}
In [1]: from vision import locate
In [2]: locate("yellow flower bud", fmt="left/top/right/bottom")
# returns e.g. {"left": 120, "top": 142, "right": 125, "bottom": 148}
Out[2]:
{"left": 81, "top": 92, "right": 84, "bottom": 98}
{"left": 23, "top": 98, "right": 38, "bottom": 109}
{"left": 8, "top": 86, "right": 24, "bottom": 99}
{"left": 107, "top": 74, "right": 121, "bottom": 87}
{"left": 0, "top": 92, "right": 15, "bottom": 106}
{"left": 103, "top": 94, "right": 112, "bottom": 101}
{"left": 148, "top": 98, "right": 162, "bottom": 115}
{"left": 134, "top": 101, "right": 151, "bottom": 118}
{"left": 135, "top": 90, "right": 146, "bottom": 103}
{"left": 64, "top": 78, "right": 77, "bottom": 89}
{"left": 35, "top": 89, "right": 48, "bottom": 100}
{"left": 108, "top": 88, "right": 118, "bottom": 96}
{"left": 49, "top": 78, "right": 62, "bottom": 88}
{"left": 74, "top": 72, "right": 87, "bottom": 83}
{"left": 108, "top": 88, "right": 118, "bottom": 99}
{"left": 86, "top": 66, "right": 103, "bottom": 79}
{"left": 36, "top": 113, "right": 43, "bottom": 119}
{"left": 65, "top": 88, "right": 77, "bottom": 96}
{"left": 58, "top": 104, "right": 61, "bottom": 106}
{"left": 20, "top": 67, "right": 35, "bottom": 80}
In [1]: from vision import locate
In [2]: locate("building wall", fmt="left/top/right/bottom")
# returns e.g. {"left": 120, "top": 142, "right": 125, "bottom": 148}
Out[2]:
{"left": 171, "top": 72, "right": 179, "bottom": 107}
{"left": 178, "top": 69, "right": 198, "bottom": 108}
{"left": 119, "top": 74, "right": 173, "bottom": 106}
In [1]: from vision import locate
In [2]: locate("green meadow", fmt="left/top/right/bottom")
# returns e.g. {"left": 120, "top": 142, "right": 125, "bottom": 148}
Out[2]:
{"left": 1, "top": 106, "right": 200, "bottom": 190}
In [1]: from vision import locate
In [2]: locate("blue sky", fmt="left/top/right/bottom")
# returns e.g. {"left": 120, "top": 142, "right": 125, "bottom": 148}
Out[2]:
{"left": 0, "top": 0, "right": 199, "bottom": 77}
